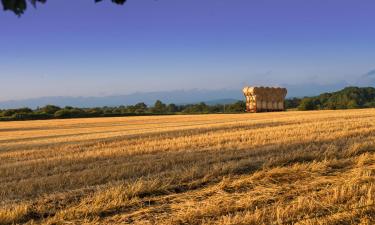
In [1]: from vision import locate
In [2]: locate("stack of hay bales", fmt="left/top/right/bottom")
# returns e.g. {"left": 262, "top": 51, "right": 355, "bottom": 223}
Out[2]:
{"left": 243, "top": 86, "right": 287, "bottom": 112}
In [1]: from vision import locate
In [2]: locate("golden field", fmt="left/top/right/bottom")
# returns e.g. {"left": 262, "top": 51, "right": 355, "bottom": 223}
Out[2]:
{"left": 0, "top": 109, "right": 374, "bottom": 224}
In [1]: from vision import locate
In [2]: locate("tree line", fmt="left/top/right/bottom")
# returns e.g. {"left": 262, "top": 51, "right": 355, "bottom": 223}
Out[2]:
{"left": 0, "top": 101, "right": 246, "bottom": 121}
{"left": 1, "top": 87, "right": 374, "bottom": 121}
{"left": 288, "top": 86, "right": 375, "bottom": 111}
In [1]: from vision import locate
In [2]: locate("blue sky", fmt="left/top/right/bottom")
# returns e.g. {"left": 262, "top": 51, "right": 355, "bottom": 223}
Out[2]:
{"left": 1, "top": 0, "right": 375, "bottom": 101}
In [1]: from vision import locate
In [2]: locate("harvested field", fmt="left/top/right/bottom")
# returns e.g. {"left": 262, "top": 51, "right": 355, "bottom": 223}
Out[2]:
{"left": 0, "top": 109, "right": 374, "bottom": 224}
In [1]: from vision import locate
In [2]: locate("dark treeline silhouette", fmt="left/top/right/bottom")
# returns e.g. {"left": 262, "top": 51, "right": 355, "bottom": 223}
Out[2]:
{"left": 290, "top": 86, "right": 375, "bottom": 111}
{"left": 1, "top": 87, "right": 374, "bottom": 121}
{"left": 0, "top": 101, "right": 246, "bottom": 121}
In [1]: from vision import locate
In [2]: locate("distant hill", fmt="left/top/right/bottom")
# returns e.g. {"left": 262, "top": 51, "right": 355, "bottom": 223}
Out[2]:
{"left": 297, "top": 86, "right": 375, "bottom": 110}
{"left": 203, "top": 98, "right": 239, "bottom": 105}
{"left": 0, "top": 90, "right": 243, "bottom": 109}
{"left": 0, "top": 81, "right": 354, "bottom": 109}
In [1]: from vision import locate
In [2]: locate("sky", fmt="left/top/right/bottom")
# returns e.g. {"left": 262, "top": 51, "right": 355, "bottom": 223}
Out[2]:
{"left": 1, "top": 0, "right": 375, "bottom": 101}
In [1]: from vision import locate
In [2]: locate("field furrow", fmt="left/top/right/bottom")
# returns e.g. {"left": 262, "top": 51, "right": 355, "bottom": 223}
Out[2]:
{"left": 0, "top": 109, "right": 374, "bottom": 224}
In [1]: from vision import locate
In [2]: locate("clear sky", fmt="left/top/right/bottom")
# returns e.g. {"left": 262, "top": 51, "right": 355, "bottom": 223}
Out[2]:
{"left": 1, "top": 0, "right": 375, "bottom": 101}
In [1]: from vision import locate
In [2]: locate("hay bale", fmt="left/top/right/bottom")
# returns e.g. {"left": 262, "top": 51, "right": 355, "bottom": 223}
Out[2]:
{"left": 243, "top": 86, "right": 287, "bottom": 112}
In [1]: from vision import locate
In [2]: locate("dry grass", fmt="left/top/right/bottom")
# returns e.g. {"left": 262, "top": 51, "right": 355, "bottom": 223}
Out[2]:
{"left": 0, "top": 109, "right": 374, "bottom": 224}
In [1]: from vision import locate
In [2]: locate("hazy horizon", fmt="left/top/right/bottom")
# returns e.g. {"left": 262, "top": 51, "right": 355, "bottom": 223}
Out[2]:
{"left": 1, "top": 0, "right": 375, "bottom": 101}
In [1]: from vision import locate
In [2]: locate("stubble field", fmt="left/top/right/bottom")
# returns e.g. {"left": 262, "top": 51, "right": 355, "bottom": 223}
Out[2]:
{"left": 0, "top": 109, "right": 374, "bottom": 224}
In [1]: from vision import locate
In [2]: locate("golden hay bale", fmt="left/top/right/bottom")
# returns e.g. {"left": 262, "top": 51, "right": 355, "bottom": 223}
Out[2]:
{"left": 243, "top": 86, "right": 287, "bottom": 112}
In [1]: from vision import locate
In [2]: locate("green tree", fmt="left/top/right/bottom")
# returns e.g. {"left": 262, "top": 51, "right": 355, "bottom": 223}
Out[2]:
{"left": 2, "top": 0, "right": 127, "bottom": 15}
{"left": 226, "top": 101, "right": 246, "bottom": 113}
{"left": 3, "top": 107, "right": 33, "bottom": 117}
{"left": 39, "top": 105, "right": 61, "bottom": 115}
{"left": 125, "top": 105, "right": 136, "bottom": 114}
{"left": 166, "top": 103, "right": 178, "bottom": 114}
{"left": 87, "top": 107, "right": 104, "bottom": 116}
{"left": 54, "top": 108, "right": 85, "bottom": 118}
{"left": 298, "top": 98, "right": 316, "bottom": 111}
{"left": 54, "top": 109, "right": 70, "bottom": 118}
{"left": 347, "top": 100, "right": 359, "bottom": 109}
{"left": 134, "top": 102, "right": 148, "bottom": 114}
{"left": 151, "top": 100, "right": 167, "bottom": 114}
{"left": 208, "top": 104, "right": 224, "bottom": 113}
{"left": 285, "top": 98, "right": 301, "bottom": 109}
{"left": 182, "top": 102, "right": 209, "bottom": 114}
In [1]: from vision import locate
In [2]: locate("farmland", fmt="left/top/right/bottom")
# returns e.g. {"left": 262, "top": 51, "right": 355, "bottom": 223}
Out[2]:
{"left": 0, "top": 109, "right": 374, "bottom": 224}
